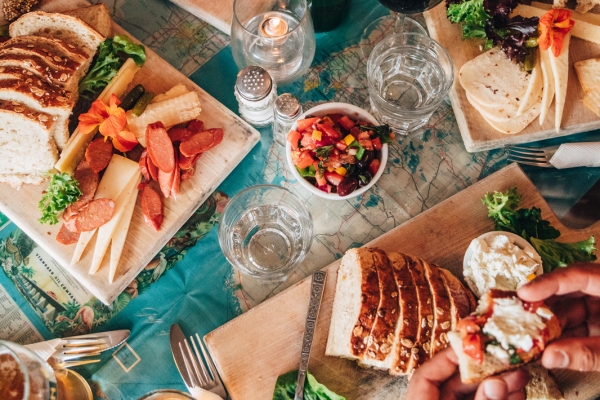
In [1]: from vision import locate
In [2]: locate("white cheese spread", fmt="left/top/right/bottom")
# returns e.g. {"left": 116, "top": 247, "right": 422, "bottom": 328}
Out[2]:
{"left": 486, "top": 343, "right": 510, "bottom": 363}
{"left": 483, "top": 297, "right": 546, "bottom": 352}
{"left": 465, "top": 234, "right": 540, "bottom": 297}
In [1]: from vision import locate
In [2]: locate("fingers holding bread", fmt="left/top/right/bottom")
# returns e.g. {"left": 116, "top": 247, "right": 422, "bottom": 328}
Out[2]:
{"left": 542, "top": 337, "right": 600, "bottom": 371}
{"left": 517, "top": 263, "right": 600, "bottom": 301}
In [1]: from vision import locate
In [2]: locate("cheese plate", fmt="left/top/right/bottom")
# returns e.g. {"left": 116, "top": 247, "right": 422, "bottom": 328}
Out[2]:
{"left": 0, "top": 0, "right": 261, "bottom": 305}
{"left": 423, "top": 2, "right": 600, "bottom": 152}
{"left": 205, "top": 163, "right": 600, "bottom": 400}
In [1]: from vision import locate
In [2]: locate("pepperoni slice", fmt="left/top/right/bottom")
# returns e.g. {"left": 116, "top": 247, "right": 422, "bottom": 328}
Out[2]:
{"left": 179, "top": 151, "right": 202, "bottom": 171}
{"left": 146, "top": 122, "right": 175, "bottom": 173}
{"left": 179, "top": 129, "right": 221, "bottom": 157}
{"left": 63, "top": 198, "right": 115, "bottom": 233}
{"left": 187, "top": 119, "right": 205, "bottom": 134}
{"left": 168, "top": 124, "right": 192, "bottom": 143}
{"left": 69, "top": 159, "right": 99, "bottom": 212}
{"left": 56, "top": 224, "right": 80, "bottom": 245}
{"left": 171, "top": 164, "right": 180, "bottom": 199}
{"left": 139, "top": 150, "right": 150, "bottom": 182}
{"left": 141, "top": 185, "right": 163, "bottom": 231}
{"left": 158, "top": 157, "right": 175, "bottom": 199}
{"left": 85, "top": 138, "right": 113, "bottom": 173}
{"left": 147, "top": 156, "right": 159, "bottom": 181}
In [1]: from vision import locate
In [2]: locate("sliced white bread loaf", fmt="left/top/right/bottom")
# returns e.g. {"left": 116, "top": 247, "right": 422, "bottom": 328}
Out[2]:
{"left": 359, "top": 249, "right": 399, "bottom": 369}
{"left": 0, "top": 53, "right": 79, "bottom": 92}
{"left": 387, "top": 252, "right": 419, "bottom": 376}
{"left": 525, "top": 364, "right": 565, "bottom": 400}
{"left": 0, "top": 36, "right": 89, "bottom": 62}
{"left": 9, "top": 11, "right": 105, "bottom": 56}
{"left": 63, "top": 4, "right": 112, "bottom": 38}
{"left": 440, "top": 268, "right": 474, "bottom": 329}
{"left": 422, "top": 261, "right": 452, "bottom": 357}
{"left": 405, "top": 254, "right": 433, "bottom": 372}
{"left": 0, "top": 45, "right": 84, "bottom": 72}
{"left": 326, "top": 248, "right": 381, "bottom": 361}
{"left": 0, "top": 100, "right": 57, "bottom": 187}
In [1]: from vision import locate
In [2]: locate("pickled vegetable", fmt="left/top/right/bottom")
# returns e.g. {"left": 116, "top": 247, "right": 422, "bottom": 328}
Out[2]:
{"left": 120, "top": 84, "right": 145, "bottom": 111}
{"left": 131, "top": 92, "right": 156, "bottom": 117}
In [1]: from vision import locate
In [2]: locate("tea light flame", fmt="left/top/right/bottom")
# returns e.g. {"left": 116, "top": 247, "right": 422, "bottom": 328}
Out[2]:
{"left": 259, "top": 16, "right": 288, "bottom": 37}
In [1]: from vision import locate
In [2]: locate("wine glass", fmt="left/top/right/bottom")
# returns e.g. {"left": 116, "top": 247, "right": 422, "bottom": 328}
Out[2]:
{"left": 231, "top": 0, "right": 316, "bottom": 85}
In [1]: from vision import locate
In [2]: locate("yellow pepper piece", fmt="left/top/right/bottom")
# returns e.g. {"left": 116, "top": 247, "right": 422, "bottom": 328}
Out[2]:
{"left": 327, "top": 167, "right": 334, "bottom": 172}
{"left": 527, "top": 273, "right": 536, "bottom": 281}
{"left": 312, "top": 130, "right": 322, "bottom": 140}
{"left": 343, "top": 134, "right": 355, "bottom": 146}
{"left": 335, "top": 166, "right": 347, "bottom": 176}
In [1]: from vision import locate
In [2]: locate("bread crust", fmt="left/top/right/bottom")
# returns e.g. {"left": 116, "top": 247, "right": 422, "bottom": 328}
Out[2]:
{"left": 423, "top": 261, "right": 452, "bottom": 356}
{"left": 0, "top": 36, "right": 89, "bottom": 61}
{"left": 440, "top": 269, "right": 473, "bottom": 328}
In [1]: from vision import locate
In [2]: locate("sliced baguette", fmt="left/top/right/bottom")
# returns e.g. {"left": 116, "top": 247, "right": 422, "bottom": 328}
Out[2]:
{"left": 388, "top": 252, "right": 420, "bottom": 376}
{"left": 423, "top": 261, "right": 452, "bottom": 357}
{"left": 326, "top": 248, "right": 381, "bottom": 361}
{"left": 63, "top": 4, "right": 112, "bottom": 38}
{"left": 359, "top": 249, "right": 400, "bottom": 369}
{"left": 440, "top": 269, "right": 474, "bottom": 329}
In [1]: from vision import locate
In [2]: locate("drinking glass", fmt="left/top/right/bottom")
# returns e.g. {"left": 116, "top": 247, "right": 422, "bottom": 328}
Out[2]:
{"left": 218, "top": 185, "right": 313, "bottom": 281}
{"left": 138, "top": 389, "right": 194, "bottom": 400}
{"left": 0, "top": 341, "right": 57, "bottom": 400}
{"left": 367, "top": 33, "right": 454, "bottom": 134}
{"left": 231, "top": 0, "right": 316, "bottom": 85}
{"left": 55, "top": 369, "right": 93, "bottom": 400}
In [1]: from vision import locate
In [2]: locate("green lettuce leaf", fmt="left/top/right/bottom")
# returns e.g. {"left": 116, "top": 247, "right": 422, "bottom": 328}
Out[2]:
{"left": 531, "top": 236, "right": 597, "bottom": 273}
{"left": 447, "top": 0, "right": 490, "bottom": 39}
{"left": 273, "top": 370, "right": 345, "bottom": 400}
{"left": 38, "top": 173, "right": 82, "bottom": 225}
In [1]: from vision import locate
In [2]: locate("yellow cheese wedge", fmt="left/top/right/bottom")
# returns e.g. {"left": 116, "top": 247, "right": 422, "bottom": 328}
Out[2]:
{"left": 89, "top": 171, "right": 140, "bottom": 274}
{"left": 71, "top": 154, "right": 139, "bottom": 266}
{"left": 548, "top": 33, "right": 571, "bottom": 132}
{"left": 539, "top": 48, "right": 555, "bottom": 125}
{"left": 517, "top": 51, "right": 543, "bottom": 116}
{"left": 109, "top": 175, "right": 140, "bottom": 283}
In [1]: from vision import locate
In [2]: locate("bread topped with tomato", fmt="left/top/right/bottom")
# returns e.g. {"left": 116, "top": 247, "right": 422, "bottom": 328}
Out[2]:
{"left": 448, "top": 289, "right": 562, "bottom": 384}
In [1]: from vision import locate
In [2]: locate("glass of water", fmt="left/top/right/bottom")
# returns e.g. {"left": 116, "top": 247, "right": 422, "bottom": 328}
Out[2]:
{"left": 218, "top": 185, "right": 312, "bottom": 281}
{"left": 367, "top": 33, "right": 454, "bottom": 134}
{"left": 231, "top": 0, "right": 316, "bottom": 85}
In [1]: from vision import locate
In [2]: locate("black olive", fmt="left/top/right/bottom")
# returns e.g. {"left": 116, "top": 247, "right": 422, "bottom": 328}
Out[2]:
{"left": 337, "top": 177, "right": 358, "bottom": 196}
{"left": 356, "top": 150, "right": 374, "bottom": 170}
{"left": 357, "top": 171, "right": 373, "bottom": 187}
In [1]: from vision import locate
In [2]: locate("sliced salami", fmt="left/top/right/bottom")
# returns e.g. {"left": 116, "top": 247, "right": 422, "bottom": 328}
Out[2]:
{"left": 179, "top": 129, "right": 215, "bottom": 157}
{"left": 56, "top": 224, "right": 80, "bottom": 245}
{"left": 141, "top": 185, "right": 163, "bottom": 231}
{"left": 147, "top": 156, "right": 159, "bottom": 181}
{"left": 70, "top": 159, "right": 99, "bottom": 211}
{"left": 178, "top": 151, "right": 202, "bottom": 171}
{"left": 168, "top": 124, "right": 192, "bottom": 143}
{"left": 139, "top": 150, "right": 150, "bottom": 182}
{"left": 146, "top": 122, "right": 175, "bottom": 173}
{"left": 85, "top": 138, "right": 113, "bottom": 173}
{"left": 63, "top": 198, "right": 115, "bottom": 233}
{"left": 186, "top": 119, "right": 204, "bottom": 134}
{"left": 171, "top": 157, "right": 181, "bottom": 199}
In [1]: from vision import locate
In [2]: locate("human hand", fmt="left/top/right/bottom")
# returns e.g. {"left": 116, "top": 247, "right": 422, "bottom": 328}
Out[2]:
{"left": 517, "top": 262, "right": 600, "bottom": 372}
{"left": 405, "top": 347, "right": 529, "bottom": 400}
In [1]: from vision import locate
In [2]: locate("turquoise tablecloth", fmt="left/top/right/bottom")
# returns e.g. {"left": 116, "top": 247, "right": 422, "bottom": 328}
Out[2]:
{"left": 0, "top": 0, "right": 600, "bottom": 398}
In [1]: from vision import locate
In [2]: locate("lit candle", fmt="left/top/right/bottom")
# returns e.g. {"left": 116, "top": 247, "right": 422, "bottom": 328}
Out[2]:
{"left": 259, "top": 15, "right": 289, "bottom": 37}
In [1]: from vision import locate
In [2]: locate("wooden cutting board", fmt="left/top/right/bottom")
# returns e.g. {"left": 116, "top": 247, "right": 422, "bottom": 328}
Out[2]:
{"left": 0, "top": 0, "right": 261, "bottom": 305}
{"left": 423, "top": 3, "right": 600, "bottom": 152}
{"left": 205, "top": 163, "right": 600, "bottom": 400}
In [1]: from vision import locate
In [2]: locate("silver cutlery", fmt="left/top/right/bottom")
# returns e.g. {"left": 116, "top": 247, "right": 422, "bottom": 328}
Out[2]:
{"left": 170, "top": 323, "right": 227, "bottom": 400}
{"left": 294, "top": 270, "right": 327, "bottom": 400}
{"left": 506, "top": 144, "right": 560, "bottom": 168}
{"left": 25, "top": 329, "right": 130, "bottom": 369}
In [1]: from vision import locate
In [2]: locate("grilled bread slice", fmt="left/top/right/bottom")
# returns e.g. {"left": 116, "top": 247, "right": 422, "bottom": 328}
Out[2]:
{"left": 63, "top": 4, "right": 112, "bottom": 38}
{"left": 326, "top": 248, "right": 381, "bottom": 361}
{"left": 359, "top": 249, "right": 399, "bottom": 369}
{"left": 9, "top": 11, "right": 105, "bottom": 56}
{"left": 449, "top": 290, "right": 562, "bottom": 384}
{"left": 422, "top": 260, "right": 452, "bottom": 357}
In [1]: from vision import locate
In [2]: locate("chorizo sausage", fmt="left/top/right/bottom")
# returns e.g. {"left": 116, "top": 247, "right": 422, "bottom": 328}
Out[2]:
{"left": 72, "top": 159, "right": 99, "bottom": 209}
{"left": 85, "top": 138, "right": 113, "bottom": 173}
{"left": 158, "top": 164, "right": 174, "bottom": 198}
{"left": 141, "top": 185, "right": 163, "bottom": 231}
{"left": 179, "top": 128, "right": 223, "bottom": 157}
{"left": 147, "top": 156, "right": 159, "bottom": 181}
{"left": 56, "top": 224, "right": 80, "bottom": 245}
{"left": 146, "top": 122, "right": 175, "bottom": 173}
{"left": 178, "top": 151, "right": 202, "bottom": 171}
{"left": 168, "top": 124, "right": 192, "bottom": 143}
{"left": 186, "top": 119, "right": 204, "bottom": 134}
{"left": 139, "top": 150, "right": 150, "bottom": 182}
{"left": 63, "top": 198, "right": 115, "bottom": 233}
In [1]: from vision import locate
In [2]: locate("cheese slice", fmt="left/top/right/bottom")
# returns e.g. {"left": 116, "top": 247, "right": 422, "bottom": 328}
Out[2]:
{"left": 109, "top": 175, "right": 141, "bottom": 283}
{"left": 466, "top": 93, "right": 520, "bottom": 122}
{"left": 70, "top": 154, "right": 139, "bottom": 266}
{"left": 548, "top": 33, "right": 571, "bottom": 132}
{"left": 517, "top": 51, "right": 543, "bottom": 116}
{"left": 89, "top": 171, "right": 140, "bottom": 274}
{"left": 539, "top": 48, "right": 555, "bottom": 125}
{"left": 481, "top": 98, "right": 543, "bottom": 134}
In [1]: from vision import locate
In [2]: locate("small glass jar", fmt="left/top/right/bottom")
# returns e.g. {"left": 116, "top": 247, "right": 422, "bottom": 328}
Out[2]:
{"left": 234, "top": 66, "right": 277, "bottom": 128}
{"left": 273, "top": 93, "right": 302, "bottom": 145}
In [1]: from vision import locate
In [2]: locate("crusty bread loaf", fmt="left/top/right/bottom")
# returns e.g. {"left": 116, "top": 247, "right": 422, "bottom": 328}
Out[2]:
{"left": 9, "top": 11, "right": 105, "bottom": 56}
{"left": 63, "top": 4, "right": 112, "bottom": 38}
{"left": 0, "top": 36, "right": 88, "bottom": 61}
{"left": 525, "top": 364, "right": 565, "bottom": 400}
{"left": 440, "top": 269, "right": 473, "bottom": 329}
{"left": 423, "top": 261, "right": 452, "bottom": 357}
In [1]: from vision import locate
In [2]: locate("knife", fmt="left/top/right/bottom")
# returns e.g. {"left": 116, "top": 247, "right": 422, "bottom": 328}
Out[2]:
{"left": 170, "top": 324, "right": 223, "bottom": 400}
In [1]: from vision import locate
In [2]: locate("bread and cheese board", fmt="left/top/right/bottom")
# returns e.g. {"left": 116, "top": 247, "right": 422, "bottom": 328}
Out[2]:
{"left": 205, "top": 163, "right": 600, "bottom": 400}
{"left": 0, "top": 0, "right": 261, "bottom": 305}
{"left": 423, "top": 1, "right": 600, "bottom": 152}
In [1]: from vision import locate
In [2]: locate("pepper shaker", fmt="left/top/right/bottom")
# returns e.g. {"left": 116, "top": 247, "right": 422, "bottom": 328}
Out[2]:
{"left": 273, "top": 93, "right": 302, "bottom": 145}
{"left": 234, "top": 66, "right": 277, "bottom": 128}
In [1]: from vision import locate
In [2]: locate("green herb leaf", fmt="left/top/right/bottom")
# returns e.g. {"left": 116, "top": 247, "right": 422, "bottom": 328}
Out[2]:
{"left": 531, "top": 236, "right": 597, "bottom": 273}
{"left": 112, "top": 35, "right": 146, "bottom": 66}
{"left": 510, "top": 353, "right": 522, "bottom": 365}
{"left": 296, "top": 165, "right": 316, "bottom": 178}
{"left": 359, "top": 124, "right": 394, "bottom": 144}
{"left": 314, "top": 145, "right": 333, "bottom": 159}
{"left": 38, "top": 173, "right": 82, "bottom": 225}
{"left": 447, "top": 0, "right": 490, "bottom": 40}
{"left": 273, "top": 370, "right": 345, "bottom": 400}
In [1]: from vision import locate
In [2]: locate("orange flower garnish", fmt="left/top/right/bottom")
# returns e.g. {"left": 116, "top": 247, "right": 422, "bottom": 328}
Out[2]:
{"left": 78, "top": 93, "right": 138, "bottom": 151}
{"left": 538, "top": 9, "right": 575, "bottom": 57}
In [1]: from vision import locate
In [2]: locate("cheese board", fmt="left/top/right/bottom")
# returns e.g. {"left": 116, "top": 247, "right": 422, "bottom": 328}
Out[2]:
{"left": 0, "top": 0, "right": 261, "bottom": 305}
{"left": 423, "top": 2, "right": 600, "bottom": 152}
{"left": 205, "top": 163, "right": 600, "bottom": 400}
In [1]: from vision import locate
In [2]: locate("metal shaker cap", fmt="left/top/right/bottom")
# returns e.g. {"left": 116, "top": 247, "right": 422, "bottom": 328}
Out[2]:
{"left": 235, "top": 66, "right": 273, "bottom": 101}
{"left": 274, "top": 93, "right": 301, "bottom": 118}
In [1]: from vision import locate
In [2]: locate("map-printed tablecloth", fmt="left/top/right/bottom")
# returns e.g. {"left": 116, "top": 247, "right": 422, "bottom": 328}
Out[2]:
{"left": 1, "top": 0, "right": 600, "bottom": 398}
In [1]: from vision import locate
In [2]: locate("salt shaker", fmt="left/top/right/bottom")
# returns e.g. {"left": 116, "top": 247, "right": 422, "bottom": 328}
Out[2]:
{"left": 273, "top": 93, "right": 302, "bottom": 145}
{"left": 234, "top": 66, "right": 277, "bottom": 128}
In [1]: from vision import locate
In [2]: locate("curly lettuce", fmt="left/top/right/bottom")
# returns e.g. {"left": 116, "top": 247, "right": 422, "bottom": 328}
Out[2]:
{"left": 38, "top": 173, "right": 82, "bottom": 225}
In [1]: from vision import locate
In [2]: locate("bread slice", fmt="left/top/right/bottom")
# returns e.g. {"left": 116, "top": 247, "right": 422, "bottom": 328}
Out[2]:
{"left": 387, "top": 252, "right": 420, "bottom": 376}
{"left": 0, "top": 53, "right": 80, "bottom": 92}
{"left": 422, "top": 261, "right": 452, "bottom": 357}
{"left": 63, "top": 4, "right": 112, "bottom": 38}
{"left": 359, "top": 249, "right": 400, "bottom": 369}
{"left": 0, "top": 44, "right": 84, "bottom": 72}
{"left": 0, "top": 100, "right": 57, "bottom": 187}
{"left": 440, "top": 269, "right": 474, "bottom": 329}
{"left": 326, "top": 248, "right": 381, "bottom": 361}
{"left": 9, "top": 11, "right": 105, "bottom": 56}
{"left": 0, "top": 36, "right": 89, "bottom": 63}
{"left": 525, "top": 364, "right": 565, "bottom": 400}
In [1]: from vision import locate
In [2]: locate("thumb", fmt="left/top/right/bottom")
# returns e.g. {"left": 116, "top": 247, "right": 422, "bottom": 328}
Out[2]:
{"left": 542, "top": 337, "right": 600, "bottom": 372}
{"left": 474, "top": 378, "right": 509, "bottom": 400}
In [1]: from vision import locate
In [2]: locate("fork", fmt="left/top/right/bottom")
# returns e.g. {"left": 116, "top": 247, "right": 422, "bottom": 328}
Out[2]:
{"left": 180, "top": 333, "right": 228, "bottom": 399}
{"left": 506, "top": 144, "right": 560, "bottom": 168}
{"left": 26, "top": 336, "right": 108, "bottom": 368}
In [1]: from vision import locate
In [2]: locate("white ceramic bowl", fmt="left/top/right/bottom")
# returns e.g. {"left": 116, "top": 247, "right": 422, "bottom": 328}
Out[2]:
{"left": 285, "top": 102, "right": 388, "bottom": 200}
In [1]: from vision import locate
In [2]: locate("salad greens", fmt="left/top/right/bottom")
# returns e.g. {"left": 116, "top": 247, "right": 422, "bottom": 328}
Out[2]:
{"left": 482, "top": 188, "right": 596, "bottom": 272}
{"left": 447, "top": 0, "right": 489, "bottom": 40}
{"left": 38, "top": 173, "right": 82, "bottom": 225}
{"left": 78, "top": 35, "right": 146, "bottom": 101}
{"left": 273, "top": 370, "right": 345, "bottom": 400}
{"left": 359, "top": 124, "right": 394, "bottom": 144}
